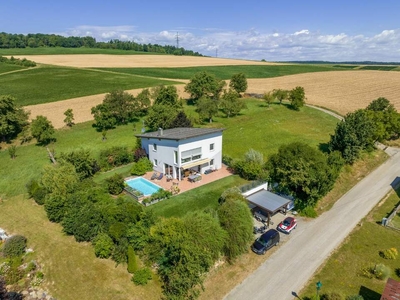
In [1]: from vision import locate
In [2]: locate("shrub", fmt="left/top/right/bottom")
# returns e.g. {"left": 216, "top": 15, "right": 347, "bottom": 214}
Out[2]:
{"left": 26, "top": 179, "right": 46, "bottom": 205}
{"left": 127, "top": 246, "right": 138, "bottom": 274}
{"left": 321, "top": 293, "right": 343, "bottom": 300}
{"left": 132, "top": 268, "right": 152, "bottom": 285}
{"left": 106, "top": 174, "right": 125, "bottom": 195}
{"left": 99, "top": 146, "right": 133, "bottom": 170}
{"left": 93, "top": 233, "right": 114, "bottom": 259}
{"left": 2, "top": 235, "right": 27, "bottom": 258}
{"left": 360, "top": 265, "right": 373, "bottom": 279}
{"left": 380, "top": 247, "right": 398, "bottom": 260}
{"left": 26, "top": 261, "right": 37, "bottom": 272}
{"left": 299, "top": 205, "right": 318, "bottom": 218}
{"left": 130, "top": 157, "right": 153, "bottom": 176}
{"left": 374, "top": 263, "right": 391, "bottom": 280}
{"left": 133, "top": 148, "right": 147, "bottom": 162}
{"left": 4, "top": 257, "right": 24, "bottom": 285}
{"left": 149, "top": 189, "right": 172, "bottom": 201}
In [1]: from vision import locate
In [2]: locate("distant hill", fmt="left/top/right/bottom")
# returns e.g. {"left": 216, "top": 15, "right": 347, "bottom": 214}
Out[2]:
{"left": 279, "top": 60, "right": 400, "bottom": 65}
{"left": 0, "top": 32, "right": 203, "bottom": 56}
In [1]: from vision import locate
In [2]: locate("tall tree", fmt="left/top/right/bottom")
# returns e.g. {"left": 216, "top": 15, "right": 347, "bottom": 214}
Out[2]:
{"left": 263, "top": 91, "right": 274, "bottom": 107}
{"left": 220, "top": 89, "right": 246, "bottom": 117}
{"left": 145, "top": 104, "right": 177, "bottom": 131}
{"left": 196, "top": 96, "right": 219, "bottom": 123}
{"left": 0, "top": 95, "right": 29, "bottom": 142}
{"left": 229, "top": 73, "right": 248, "bottom": 95}
{"left": 184, "top": 71, "right": 226, "bottom": 103}
{"left": 63, "top": 108, "right": 74, "bottom": 126}
{"left": 170, "top": 111, "right": 193, "bottom": 128}
{"left": 134, "top": 88, "right": 151, "bottom": 116}
{"left": 153, "top": 85, "right": 180, "bottom": 107}
{"left": 267, "top": 142, "right": 341, "bottom": 206}
{"left": 288, "top": 86, "right": 306, "bottom": 110}
{"left": 30, "top": 115, "right": 55, "bottom": 144}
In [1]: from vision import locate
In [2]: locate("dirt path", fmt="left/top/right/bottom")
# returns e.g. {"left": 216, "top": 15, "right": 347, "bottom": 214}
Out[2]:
{"left": 225, "top": 146, "right": 400, "bottom": 300}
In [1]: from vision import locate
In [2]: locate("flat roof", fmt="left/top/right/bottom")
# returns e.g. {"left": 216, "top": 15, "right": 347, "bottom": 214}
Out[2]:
{"left": 246, "top": 190, "right": 292, "bottom": 215}
{"left": 136, "top": 127, "right": 225, "bottom": 141}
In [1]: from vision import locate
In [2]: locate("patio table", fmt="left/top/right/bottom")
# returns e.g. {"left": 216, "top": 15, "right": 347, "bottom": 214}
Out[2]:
{"left": 188, "top": 174, "right": 202, "bottom": 182}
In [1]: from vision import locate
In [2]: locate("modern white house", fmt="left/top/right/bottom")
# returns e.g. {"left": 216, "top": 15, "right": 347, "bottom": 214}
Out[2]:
{"left": 136, "top": 127, "right": 225, "bottom": 181}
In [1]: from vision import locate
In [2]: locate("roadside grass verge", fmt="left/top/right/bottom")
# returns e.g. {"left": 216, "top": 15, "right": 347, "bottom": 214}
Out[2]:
{"left": 0, "top": 65, "right": 178, "bottom": 106}
{"left": 0, "top": 195, "right": 162, "bottom": 300}
{"left": 316, "top": 150, "right": 389, "bottom": 214}
{"left": 0, "top": 62, "right": 27, "bottom": 74}
{"left": 300, "top": 188, "right": 400, "bottom": 299}
{"left": 149, "top": 175, "right": 247, "bottom": 218}
{"left": 96, "top": 64, "right": 344, "bottom": 80}
{"left": 0, "top": 47, "right": 161, "bottom": 55}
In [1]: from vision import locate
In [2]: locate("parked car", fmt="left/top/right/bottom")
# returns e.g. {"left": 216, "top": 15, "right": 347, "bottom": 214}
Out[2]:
{"left": 251, "top": 229, "right": 280, "bottom": 255}
{"left": 277, "top": 217, "right": 297, "bottom": 234}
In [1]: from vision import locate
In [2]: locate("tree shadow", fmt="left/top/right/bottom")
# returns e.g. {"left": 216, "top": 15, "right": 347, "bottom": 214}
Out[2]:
{"left": 358, "top": 285, "right": 381, "bottom": 300}
{"left": 318, "top": 143, "right": 330, "bottom": 154}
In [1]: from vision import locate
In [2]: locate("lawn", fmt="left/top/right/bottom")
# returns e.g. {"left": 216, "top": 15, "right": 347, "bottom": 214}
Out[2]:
{"left": 207, "top": 100, "right": 339, "bottom": 159}
{"left": 0, "top": 195, "right": 162, "bottom": 300}
{"left": 0, "top": 122, "right": 140, "bottom": 198}
{"left": 149, "top": 175, "right": 247, "bottom": 218}
{"left": 0, "top": 62, "right": 27, "bottom": 74}
{"left": 97, "top": 64, "right": 343, "bottom": 80}
{"left": 0, "top": 47, "right": 161, "bottom": 55}
{"left": 300, "top": 188, "right": 400, "bottom": 299}
{"left": 0, "top": 65, "right": 178, "bottom": 106}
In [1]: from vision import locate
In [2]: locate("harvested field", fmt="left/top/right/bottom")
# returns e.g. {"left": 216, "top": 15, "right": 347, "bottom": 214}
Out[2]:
{"left": 25, "top": 70, "right": 400, "bottom": 128}
{"left": 12, "top": 54, "right": 279, "bottom": 68}
{"left": 245, "top": 70, "right": 400, "bottom": 115}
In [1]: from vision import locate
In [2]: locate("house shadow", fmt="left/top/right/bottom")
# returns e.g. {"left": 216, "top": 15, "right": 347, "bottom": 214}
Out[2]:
{"left": 358, "top": 285, "right": 381, "bottom": 300}
{"left": 390, "top": 176, "right": 400, "bottom": 195}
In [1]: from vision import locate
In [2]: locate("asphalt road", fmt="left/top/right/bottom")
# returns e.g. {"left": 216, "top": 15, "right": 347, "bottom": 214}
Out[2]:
{"left": 225, "top": 147, "right": 400, "bottom": 300}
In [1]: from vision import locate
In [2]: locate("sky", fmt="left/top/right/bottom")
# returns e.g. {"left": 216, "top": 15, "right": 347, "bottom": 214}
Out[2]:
{"left": 2, "top": 0, "right": 400, "bottom": 62}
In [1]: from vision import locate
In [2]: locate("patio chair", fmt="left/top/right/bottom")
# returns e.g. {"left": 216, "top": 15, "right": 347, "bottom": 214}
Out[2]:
{"left": 150, "top": 172, "right": 158, "bottom": 180}
{"left": 156, "top": 173, "right": 163, "bottom": 180}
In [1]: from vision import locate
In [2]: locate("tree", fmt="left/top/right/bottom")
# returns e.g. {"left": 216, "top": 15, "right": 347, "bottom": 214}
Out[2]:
{"left": 234, "top": 148, "right": 266, "bottom": 180}
{"left": 170, "top": 111, "right": 193, "bottom": 128}
{"left": 8, "top": 145, "right": 16, "bottom": 159}
{"left": 263, "top": 91, "right": 274, "bottom": 107}
{"left": 288, "top": 86, "right": 306, "bottom": 110}
{"left": 272, "top": 89, "right": 288, "bottom": 104}
{"left": 0, "top": 95, "right": 29, "bottom": 142}
{"left": 267, "top": 142, "right": 340, "bottom": 207}
{"left": 30, "top": 115, "right": 55, "bottom": 144}
{"left": 220, "top": 89, "right": 246, "bottom": 117}
{"left": 145, "top": 104, "right": 177, "bottom": 131}
{"left": 91, "top": 90, "right": 137, "bottom": 129}
{"left": 184, "top": 71, "right": 226, "bottom": 102}
{"left": 229, "top": 73, "right": 248, "bottom": 95}
{"left": 127, "top": 245, "right": 138, "bottom": 273}
{"left": 196, "top": 96, "right": 219, "bottom": 123}
{"left": 134, "top": 88, "right": 151, "bottom": 115}
{"left": 153, "top": 85, "right": 180, "bottom": 107}
{"left": 59, "top": 149, "right": 98, "bottom": 180}
{"left": 218, "top": 198, "right": 253, "bottom": 262}
{"left": 63, "top": 108, "right": 74, "bottom": 126}
{"left": 105, "top": 173, "right": 125, "bottom": 195}
{"left": 93, "top": 233, "right": 114, "bottom": 259}
{"left": 329, "top": 109, "right": 376, "bottom": 164}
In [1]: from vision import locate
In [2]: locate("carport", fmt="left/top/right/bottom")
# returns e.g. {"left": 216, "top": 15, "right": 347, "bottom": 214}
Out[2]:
{"left": 246, "top": 190, "right": 293, "bottom": 226}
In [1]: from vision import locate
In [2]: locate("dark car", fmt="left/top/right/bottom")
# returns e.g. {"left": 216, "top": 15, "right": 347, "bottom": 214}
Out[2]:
{"left": 251, "top": 229, "right": 280, "bottom": 255}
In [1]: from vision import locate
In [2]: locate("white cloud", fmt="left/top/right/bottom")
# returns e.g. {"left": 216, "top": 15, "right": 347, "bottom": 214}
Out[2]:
{"left": 64, "top": 25, "right": 400, "bottom": 62}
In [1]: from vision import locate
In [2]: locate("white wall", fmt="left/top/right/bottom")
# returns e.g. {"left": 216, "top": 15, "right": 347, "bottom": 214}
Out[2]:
{"left": 140, "top": 131, "right": 223, "bottom": 179}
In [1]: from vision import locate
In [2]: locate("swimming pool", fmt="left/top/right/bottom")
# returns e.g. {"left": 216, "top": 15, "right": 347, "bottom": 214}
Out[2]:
{"left": 125, "top": 177, "right": 162, "bottom": 196}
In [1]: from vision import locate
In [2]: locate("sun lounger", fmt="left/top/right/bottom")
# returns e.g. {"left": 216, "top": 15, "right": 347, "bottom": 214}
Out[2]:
{"left": 157, "top": 173, "right": 163, "bottom": 180}
{"left": 151, "top": 172, "right": 158, "bottom": 180}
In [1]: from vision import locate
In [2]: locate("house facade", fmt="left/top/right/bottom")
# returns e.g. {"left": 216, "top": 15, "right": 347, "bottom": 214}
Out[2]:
{"left": 136, "top": 127, "right": 225, "bottom": 181}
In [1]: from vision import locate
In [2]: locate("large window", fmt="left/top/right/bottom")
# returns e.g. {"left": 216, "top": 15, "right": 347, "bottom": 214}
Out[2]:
{"left": 154, "top": 159, "right": 158, "bottom": 166}
{"left": 210, "top": 143, "right": 215, "bottom": 151}
{"left": 181, "top": 147, "right": 202, "bottom": 163}
{"left": 153, "top": 144, "right": 157, "bottom": 151}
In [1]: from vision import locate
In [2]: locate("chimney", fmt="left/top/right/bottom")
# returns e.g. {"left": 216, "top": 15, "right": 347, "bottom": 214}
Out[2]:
{"left": 158, "top": 128, "right": 163, "bottom": 136}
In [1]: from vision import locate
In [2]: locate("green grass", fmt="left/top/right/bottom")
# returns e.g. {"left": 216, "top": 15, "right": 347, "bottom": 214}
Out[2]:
{"left": 0, "top": 47, "right": 165, "bottom": 55}
{"left": 301, "top": 189, "right": 400, "bottom": 299}
{"left": 208, "top": 100, "right": 339, "bottom": 159}
{"left": 0, "top": 195, "right": 162, "bottom": 300}
{"left": 0, "top": 122, "right": 141, "bottom": 198}
{"left": 359, "top": 66, "right": 398, "bottom": 71}
{"left": 0, "top": 65, "right": 178, "bottom": 106}
{"left": 0, "top": 62, "right": 27, "bottom": 74}
{"left": 97, "top": 64, "right": 343, "bottom": 80}
{"left": 149, "top": 175, "right": 247, "bottom": 218}
{"left": 93, "top": 163, "right": 134, "bottom": 184}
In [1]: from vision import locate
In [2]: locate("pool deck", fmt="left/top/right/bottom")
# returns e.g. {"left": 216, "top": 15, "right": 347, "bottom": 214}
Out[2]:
{"left": 142, "top": 164, "right": 233, "bottom": 194}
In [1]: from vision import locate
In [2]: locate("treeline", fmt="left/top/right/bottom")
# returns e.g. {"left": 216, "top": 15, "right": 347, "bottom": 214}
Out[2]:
{"left": 0, "top": 32, "right": 203, "bottom": 56}
{"left": 281, "top": 60, "right": 400, "bottom": 65}
{"left": 0, "top": 55, "right": 36, "bottom": 67}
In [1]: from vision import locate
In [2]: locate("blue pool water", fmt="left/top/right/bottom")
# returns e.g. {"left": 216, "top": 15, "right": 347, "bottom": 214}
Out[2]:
{"left": 125, "top": 177, "right": 162, "bottom": 196}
